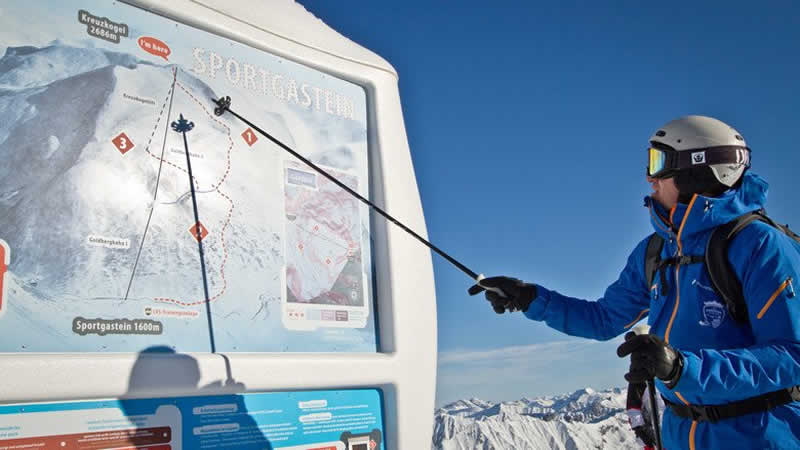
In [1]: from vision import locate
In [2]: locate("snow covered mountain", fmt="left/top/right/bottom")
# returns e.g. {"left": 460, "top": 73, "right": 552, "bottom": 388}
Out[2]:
{"left": 433, "top": 387, "right": 640, "bottom": 450}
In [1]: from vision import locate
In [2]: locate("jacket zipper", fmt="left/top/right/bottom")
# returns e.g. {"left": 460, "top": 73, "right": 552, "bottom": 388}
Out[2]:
{"left": 665, "top": 195, "right": 698, "bottom": 344}
{"left": 653, "top": 196, "right": 699, "bottom": 449}
{"left": 757, "top": 276, "right": 795, "bottom": 319}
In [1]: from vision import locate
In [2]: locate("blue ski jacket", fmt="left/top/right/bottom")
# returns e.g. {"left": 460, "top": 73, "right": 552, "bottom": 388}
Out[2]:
{"left": 524, "top": 172, "right": 800, "bottom": 449}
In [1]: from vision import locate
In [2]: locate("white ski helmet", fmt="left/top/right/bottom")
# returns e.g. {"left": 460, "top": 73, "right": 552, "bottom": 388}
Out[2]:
{"left": 648, "top": 115, "right": 750, "bottom": 187}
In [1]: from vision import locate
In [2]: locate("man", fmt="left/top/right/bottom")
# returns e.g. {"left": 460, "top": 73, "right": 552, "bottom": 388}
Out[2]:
{"left": 470, "top": 116, "right": 800, "bottom": 448}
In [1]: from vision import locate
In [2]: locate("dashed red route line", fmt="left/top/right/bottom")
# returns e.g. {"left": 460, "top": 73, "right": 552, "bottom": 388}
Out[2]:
{"left": 143, "top": 68, "right": 199, "bottom": 187}
{"left": 174, "top": 79, "right": 233, "bottom": 191}
{"left": 149, "top": 69, "right": 236, "bottom": 308}
{"left": 155, "top": 190, "right": 233, "bottom": 307}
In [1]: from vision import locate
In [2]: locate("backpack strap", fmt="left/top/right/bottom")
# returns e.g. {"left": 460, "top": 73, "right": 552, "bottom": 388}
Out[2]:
{"left": 645, "top": 233, "right": 705, "bottom": 296}
{"left": 645, "top": 233, "right": 665, "bottom": 291}
{"left": 705, "top": 211, "right": 767, "bottom": 324}
{"left": 755, "top": 213, "right": 800, "bottom": 245}
{"left": 645, "top": 210, "right": 798, "bottom": 325}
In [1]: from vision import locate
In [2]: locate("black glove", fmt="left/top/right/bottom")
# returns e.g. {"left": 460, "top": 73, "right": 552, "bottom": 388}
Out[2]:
{"left": 633, "top": 425, "right": 656, "bottom": 447}
{"left": 468, "top": 276, "right": 537, "bottom": 314}
{"left": 617, "top": 332, "right": 683, "bottom": 387}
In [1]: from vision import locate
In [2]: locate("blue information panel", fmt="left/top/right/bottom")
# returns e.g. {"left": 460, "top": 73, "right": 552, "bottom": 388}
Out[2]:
{"left": 0, "top": 389, "right": 385, "bottom": 450}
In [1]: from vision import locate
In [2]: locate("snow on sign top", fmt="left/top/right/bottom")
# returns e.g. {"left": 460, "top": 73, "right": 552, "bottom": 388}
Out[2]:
{"left": 185, "top": 0, "right": 397, "bottom": 76}
{"left": 0, "top": 0, "right": 376, "bottom": 353}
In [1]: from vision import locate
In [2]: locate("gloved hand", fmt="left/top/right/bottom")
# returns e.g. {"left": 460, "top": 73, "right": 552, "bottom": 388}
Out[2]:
{"left": 617, "top": 332, "right": 684, "bottom": 388}
{"left": 468, "top": 276, "right": 537, "bottom": 314}
{"left": 633, "top": 425, "right": 656, "bottom": 447}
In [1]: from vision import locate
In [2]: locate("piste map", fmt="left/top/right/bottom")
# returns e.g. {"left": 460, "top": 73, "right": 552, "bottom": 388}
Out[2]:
{"left": 0, "top": 0, "right": 375, "bottom": 352}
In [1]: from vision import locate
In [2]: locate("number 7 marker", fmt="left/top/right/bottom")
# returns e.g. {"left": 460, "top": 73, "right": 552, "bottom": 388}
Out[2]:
{"left": 0, "top": 239, "right": 9, "bottom": 318}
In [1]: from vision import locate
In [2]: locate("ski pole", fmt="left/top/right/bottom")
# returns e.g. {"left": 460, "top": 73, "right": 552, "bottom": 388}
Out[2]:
{"left": 646, "top": 378, "right": 663, "bottom": 450}
{"left": 172, "top": 113, "right": 218, "bottom": 354}
{"left": 211, "top": 96, "right": 502, "bottom": 294}
{"left": 633, "top": 325, "right": 663, "bottom": 450}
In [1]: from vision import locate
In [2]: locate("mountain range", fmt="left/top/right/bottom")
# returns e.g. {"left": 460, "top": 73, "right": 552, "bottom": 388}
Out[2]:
{"left": 433, "top": 387, "right": 641, "bottom": 450}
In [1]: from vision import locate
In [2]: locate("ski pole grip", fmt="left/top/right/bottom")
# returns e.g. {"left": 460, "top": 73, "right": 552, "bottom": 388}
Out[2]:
{"left": 476, "top": 274, "right": 507, "bottom": 298}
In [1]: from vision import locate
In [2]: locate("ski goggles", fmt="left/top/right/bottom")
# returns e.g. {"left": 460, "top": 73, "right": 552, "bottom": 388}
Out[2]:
{"left": 647, "top": 144, "right": 750, "bottom": 178}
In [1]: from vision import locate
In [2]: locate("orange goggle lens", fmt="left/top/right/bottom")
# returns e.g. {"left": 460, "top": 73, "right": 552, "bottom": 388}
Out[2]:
{"left": 648, "top": 147, "right": 666, "bottom": 177}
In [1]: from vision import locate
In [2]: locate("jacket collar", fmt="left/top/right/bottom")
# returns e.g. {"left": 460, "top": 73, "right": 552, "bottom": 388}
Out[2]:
{"left": 644, "top": 172, "right": 768, "bottom": 240}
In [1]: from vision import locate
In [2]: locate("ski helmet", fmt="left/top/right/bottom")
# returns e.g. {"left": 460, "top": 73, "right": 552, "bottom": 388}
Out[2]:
{"left": 647, "top": 116, "right": 750, "bottom": 191}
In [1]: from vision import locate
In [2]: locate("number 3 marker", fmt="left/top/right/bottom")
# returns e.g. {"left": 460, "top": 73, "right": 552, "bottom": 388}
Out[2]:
{"left": 112, "top": 132, "right": 135, "bottom": 155}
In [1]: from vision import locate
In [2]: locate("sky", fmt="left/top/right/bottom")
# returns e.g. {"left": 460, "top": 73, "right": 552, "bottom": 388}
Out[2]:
{"left": 297, "top": 1, "right": 800, "bottom": 406}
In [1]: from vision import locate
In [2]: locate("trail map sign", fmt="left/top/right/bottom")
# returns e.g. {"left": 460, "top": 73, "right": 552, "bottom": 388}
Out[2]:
{"left": 0, "top": 0, "right": 374, "bottom": 352}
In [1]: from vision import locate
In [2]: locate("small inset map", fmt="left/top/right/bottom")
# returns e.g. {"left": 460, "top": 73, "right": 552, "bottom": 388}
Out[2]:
{"left": 283, "top": 161, "right": 367, "bottom": 329}
{"left": 284, "top": 161, "right": 364, "bottom": 305}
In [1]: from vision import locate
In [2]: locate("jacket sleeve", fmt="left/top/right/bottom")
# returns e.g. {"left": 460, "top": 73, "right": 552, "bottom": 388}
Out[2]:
{"left": 669, "top": 224, "right": 800, "bottom": 403}
{"left": 523, "top": 238, "right": 652, "bottom": 341}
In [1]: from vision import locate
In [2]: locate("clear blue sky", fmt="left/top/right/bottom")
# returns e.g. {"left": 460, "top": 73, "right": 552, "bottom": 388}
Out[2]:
{"left": 299, "top": 1, "right": 800, "bottom": 406}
